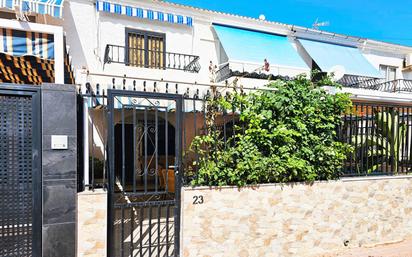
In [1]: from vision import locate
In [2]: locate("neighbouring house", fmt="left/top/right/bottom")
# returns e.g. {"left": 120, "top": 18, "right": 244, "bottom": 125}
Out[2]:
{"left": 0, "top": 1, "right": 75, "bottom": 85}
{"left": 1, "top": 0, "right": 412, "bottom": 256}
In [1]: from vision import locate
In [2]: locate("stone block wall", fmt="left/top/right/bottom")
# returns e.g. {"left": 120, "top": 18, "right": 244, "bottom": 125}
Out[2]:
{"left": 181, "top": 176, "right": 412, "bottom": 257}
{"left": 77, "top": 190, "right": 107, "bottom": 257}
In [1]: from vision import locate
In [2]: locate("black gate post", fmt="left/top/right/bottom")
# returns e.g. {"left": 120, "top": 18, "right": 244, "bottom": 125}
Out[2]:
{"left": 174, "top": 95, "right": 183, "bottom": 257}
{"left": 107, "top": 89, "right": 115, "bottom": 257}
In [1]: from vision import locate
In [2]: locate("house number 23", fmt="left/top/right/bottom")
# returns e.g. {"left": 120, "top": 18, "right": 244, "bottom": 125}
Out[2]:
{"left": 192, "top": 195, "right": 204, "bottom": 205}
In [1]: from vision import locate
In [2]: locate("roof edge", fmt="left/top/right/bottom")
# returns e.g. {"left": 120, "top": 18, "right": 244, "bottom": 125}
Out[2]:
{"left": 156, "top": 0, "right": 412, "bottom": 54}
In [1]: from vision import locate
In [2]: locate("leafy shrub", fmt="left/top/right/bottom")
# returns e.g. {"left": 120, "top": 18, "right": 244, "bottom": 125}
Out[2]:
{"left": 190, "top": 75, "right": 353, "bottom": 186}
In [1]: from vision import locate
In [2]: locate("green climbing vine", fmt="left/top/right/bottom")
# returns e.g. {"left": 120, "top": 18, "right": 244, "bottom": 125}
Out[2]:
{"left": 189, "top": 75, "right": 353, "bottom": 186}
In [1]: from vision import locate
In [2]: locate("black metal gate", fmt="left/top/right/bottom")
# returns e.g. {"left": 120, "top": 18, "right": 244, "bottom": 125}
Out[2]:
{"left": 107, "top": 89, "right": 183, "bottom": 257}
{"left": 0, "top": 85, "right": 41, "bottom": 257}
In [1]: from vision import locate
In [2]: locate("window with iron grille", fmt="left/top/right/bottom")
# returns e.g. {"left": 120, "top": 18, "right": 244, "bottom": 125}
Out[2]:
{"left": 125, "top": 28, "right": 166, "bottom": 69}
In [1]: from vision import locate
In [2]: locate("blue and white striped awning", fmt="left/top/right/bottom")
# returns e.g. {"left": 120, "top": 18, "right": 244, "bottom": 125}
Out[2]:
{"left": 0, "top": 28, "right": 54, "bottom": 59}
{"left": 96, "top": 1, "right": 193, "bottom": 27}
{"left": 0, "top": 0, "right": 64, "bottom": 18}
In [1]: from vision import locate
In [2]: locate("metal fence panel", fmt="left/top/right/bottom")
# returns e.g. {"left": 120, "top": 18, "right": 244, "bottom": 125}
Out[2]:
{"left": 340, "top": 101, "right": 412, "bottom": 176}
{"left": 0, "top": 85, "right": 41, "bottom": 257}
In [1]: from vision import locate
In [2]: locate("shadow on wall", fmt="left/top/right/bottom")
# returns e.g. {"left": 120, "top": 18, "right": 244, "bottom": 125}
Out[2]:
{"left": 101, "top": 13, "right": 195, "bottom": 57}
{"left": 63, "top": 0, "right": 92, "bottom": 72}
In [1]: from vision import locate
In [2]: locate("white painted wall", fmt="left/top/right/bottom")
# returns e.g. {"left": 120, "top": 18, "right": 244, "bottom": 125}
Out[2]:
{"left": 404, "top": 72, "right": 412, "bottom": 80}
{"left": 403, "top": 53, "right": 412, "bottom": 79}
{"left": 324, "top": 86, "right": 412, "bottom": 103}
{"left": 64, "top": 0, "right": 218, "bottom": 89}
{"left": 63, "top": 0, "right": 100, "bottom": 79}
{"left": 362, "top": 49, "right": 407, "bottom": 79}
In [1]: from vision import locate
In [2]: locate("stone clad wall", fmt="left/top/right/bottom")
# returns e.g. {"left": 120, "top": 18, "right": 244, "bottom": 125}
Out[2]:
{"left": 41, "top": 84, "right": 77, "bottom": 257}
{"left": 77, "top": 190, "right": 107, "bottom": 257}
{"left": 181, "top": 177, "right": 412, "bottom": 257}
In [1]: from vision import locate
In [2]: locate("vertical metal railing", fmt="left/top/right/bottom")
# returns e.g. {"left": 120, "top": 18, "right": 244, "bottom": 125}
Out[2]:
{"left": 77, "top": 83, "right": 108, "bottom": 191}
{"left": 77, "top": 79, "right": 257, "bottom": 191}
{"left": 340, "top": 101, "right": 412, "bottom": 176}
{"left": 78, "top": 80, "right": 412, "bottom": 187}
{"left": 337, "top": 76, "right": 412, "bottom": 92}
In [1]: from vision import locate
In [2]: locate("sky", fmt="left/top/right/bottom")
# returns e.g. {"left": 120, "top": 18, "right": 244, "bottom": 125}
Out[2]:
{"left": 168, "top": 0, "right": 412, "bottom": 47}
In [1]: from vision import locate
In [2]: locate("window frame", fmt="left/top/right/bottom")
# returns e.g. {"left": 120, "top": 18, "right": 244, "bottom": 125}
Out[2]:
{"left": 125, "top": 28, "right": 166, "bottom": 69}
{"left": 379, "top": 64, "right": 397, "bottom": 81}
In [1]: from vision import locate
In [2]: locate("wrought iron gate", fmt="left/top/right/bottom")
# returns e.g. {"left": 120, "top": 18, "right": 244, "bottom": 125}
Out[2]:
{"left": 107, "top": 90, "right": 183, "bottom": 257}
{"left": 0, "top": 85, "right": 41, "bottom": 257}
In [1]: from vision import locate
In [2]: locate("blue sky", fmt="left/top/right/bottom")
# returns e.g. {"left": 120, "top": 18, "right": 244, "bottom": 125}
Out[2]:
{"left": 168, "top": 0, "right": 412, "bottom": 46}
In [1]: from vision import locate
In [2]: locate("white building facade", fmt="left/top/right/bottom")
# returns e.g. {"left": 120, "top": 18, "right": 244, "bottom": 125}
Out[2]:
{"left": 64, "top": 0, "right": 412, "bottom": 99}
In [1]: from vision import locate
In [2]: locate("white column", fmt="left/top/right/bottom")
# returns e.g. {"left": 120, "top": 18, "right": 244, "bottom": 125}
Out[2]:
{"left": 53, "top": 26, "right": 65, "bottom": 84}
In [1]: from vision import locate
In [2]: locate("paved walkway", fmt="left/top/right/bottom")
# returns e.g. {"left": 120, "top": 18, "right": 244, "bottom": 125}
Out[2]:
{"left": 321, "top": 239, "right": 412, "bottom": 257}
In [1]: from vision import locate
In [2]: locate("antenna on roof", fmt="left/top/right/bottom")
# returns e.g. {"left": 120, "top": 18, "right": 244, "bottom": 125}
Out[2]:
{"left": 312, "top": 18, "right": 329, "bottom": 30}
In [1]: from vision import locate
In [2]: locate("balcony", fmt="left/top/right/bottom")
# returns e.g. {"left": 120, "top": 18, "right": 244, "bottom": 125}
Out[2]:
{"left": 103, "top": 44, "right": 200, "bottom": 73}
{"left": 338, "top": 75, "right": 412, "bottom": 93}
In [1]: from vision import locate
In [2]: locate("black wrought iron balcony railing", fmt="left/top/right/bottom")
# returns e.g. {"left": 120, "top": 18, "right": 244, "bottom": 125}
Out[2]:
{"left": 215, "top": 63, "right": 231, "bottom": 82}
{"left": 376, "top": 79, "right": 412, "bottom": 93}
{"left": 103, "top": 44, "right": 200, "bottom": 73}
{"left": 337, "top": 75, "right": 383, "bottom": 89}
{"left": 338, "top": 75, "right": 412, "bottom": 93}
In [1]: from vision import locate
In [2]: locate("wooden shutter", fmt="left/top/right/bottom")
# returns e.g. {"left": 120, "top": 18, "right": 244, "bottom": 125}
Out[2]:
{"left": 147, "top": 35, "right": 164, "bottom": 69}
{"left": 126, "top": 29, "right": 165, "bottom": 69}
{"left": 128, "top": 33, "right": 145, "bottom": 67}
